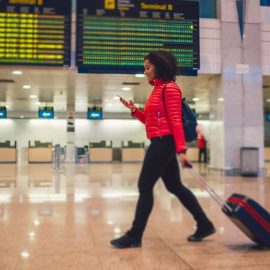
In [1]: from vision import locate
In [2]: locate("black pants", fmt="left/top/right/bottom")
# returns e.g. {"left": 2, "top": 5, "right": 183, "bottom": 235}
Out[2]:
{"left": 199, "top": 148, "right": 207, "bottom": 163}
{"left": 129, "top": 135, "right": 209, "bottom": 240}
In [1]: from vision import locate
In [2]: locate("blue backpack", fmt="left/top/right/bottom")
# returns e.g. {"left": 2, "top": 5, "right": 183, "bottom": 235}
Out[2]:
{"left": 162, "top": 85, "right": 197, "bottom": 142}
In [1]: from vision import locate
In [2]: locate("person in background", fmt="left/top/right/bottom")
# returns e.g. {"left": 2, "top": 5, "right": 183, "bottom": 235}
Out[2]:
{"left": 110, "top": 50, "right": 215, "bottom": 249}
{"left": 197, "top": 132, "right": 207, "bottom": 163}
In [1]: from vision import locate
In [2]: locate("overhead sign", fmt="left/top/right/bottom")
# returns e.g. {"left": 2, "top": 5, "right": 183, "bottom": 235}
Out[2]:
{"left": 266, "top": 113, "right": 270, "bottom": 122}
{"left": 87, "top": 110, "right": 103, "bottom": 120}
{"left": 38, "top": 108, "right": 54, "bottom": 119}
{"left": 76, "top": 0, "right": 200, "bottom": 75}
{"left": 0, "top": 0, "right": 71, "bottom": 66}
{"left": 0, "top": 109, "right": 7, "bottom": 118}
{"left": 261, "top": 0, "right": 270, "bottom": 6}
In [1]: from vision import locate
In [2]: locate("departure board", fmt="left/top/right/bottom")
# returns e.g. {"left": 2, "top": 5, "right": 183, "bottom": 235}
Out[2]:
{"left": 76, "top": 0, "right": 199, "bottom": 74}
{"left": 0, "top": 0, "right": 71, "bottom": 66}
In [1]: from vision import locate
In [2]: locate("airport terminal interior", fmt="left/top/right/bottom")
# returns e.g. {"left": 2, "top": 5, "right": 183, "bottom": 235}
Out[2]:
{"left": 1, "top": 0, "right": 270, "bottom": 269}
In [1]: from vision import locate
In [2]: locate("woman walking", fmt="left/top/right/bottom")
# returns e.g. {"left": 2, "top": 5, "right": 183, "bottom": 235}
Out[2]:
{"left": 111, "top": 50, "right": 215, "bottom": 248}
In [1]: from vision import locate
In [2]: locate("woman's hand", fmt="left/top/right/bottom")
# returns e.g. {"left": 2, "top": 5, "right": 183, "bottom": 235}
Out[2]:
{"left": 119, "top": 96, "right": 136, "bottom": 112}
{"left": 128, "top": 100, "right": 136, "bottom": 112}
{"left": 178, "top": 152, "right": 191, "bottom": 168}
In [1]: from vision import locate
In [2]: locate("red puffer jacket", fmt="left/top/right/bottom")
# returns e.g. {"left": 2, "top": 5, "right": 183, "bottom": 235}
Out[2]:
{"left": 132, "top": 79, "right": 187, "bottom": 153}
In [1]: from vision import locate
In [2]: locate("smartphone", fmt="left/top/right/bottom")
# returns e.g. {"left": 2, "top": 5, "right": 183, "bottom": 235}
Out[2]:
{"left": 117, "top": 95, "right": 129, "bottom": 107}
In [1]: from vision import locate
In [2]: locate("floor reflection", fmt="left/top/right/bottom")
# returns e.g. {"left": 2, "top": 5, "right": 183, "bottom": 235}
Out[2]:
{"left": 0, "top": 162, "right": 269, "bottom": 270}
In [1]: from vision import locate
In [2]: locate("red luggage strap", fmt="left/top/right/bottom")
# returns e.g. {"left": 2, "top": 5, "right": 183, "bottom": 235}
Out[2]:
{"left": 228, "top": 197, "right": 270, "bottom": 233}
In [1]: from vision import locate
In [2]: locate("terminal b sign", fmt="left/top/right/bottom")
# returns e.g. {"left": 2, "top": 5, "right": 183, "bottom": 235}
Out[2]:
{"left": 76, "top": 0, "right": 200, "bottom": 75}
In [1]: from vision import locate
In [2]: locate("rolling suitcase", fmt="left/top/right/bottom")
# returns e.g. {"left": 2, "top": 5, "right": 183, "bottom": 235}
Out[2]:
{"left": 187, "top": 164, "right": 270, "bottom": 247}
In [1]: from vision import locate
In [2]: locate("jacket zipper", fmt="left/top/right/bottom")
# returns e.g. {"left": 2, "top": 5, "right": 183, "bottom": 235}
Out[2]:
{"left": 158, "top": 112, "right": 161, "bottom": 134}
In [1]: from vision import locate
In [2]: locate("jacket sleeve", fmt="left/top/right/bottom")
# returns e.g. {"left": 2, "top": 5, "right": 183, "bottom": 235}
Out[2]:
{"left": 131, "top": 108, "right": 145, "bottom": 124}
{"left": 164, "top": 83, "right": 187, "bottom": 153}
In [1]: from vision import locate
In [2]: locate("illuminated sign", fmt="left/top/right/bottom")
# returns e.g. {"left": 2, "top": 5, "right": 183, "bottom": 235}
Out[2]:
{"left": 0, "top": 0, "right": 71, "bottom": 66}
{"left": 76, "top": 0, "right": 199, "bottom": 75}
{"left": 266, "top": 113, "right": 270, "bottom": 122}
{"left": 87, "top": 111, "right": 103, "bottom": 120}
{"left": 261, "top": 0, "right": 270, "bottom": 6}
{"left": 0, "top": 110, "right": 7, "bottom": 118}
{"left": 38, "top": 108, "right": 54, "bottom": 119}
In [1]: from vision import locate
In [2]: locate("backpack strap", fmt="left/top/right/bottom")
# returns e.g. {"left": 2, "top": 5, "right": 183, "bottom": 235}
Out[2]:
{"left": 162, "top": 84, "right": 166, "bottom": 102}
{"left": 163, "top": 84, "right": 185, "bottom": 102}
{"left": 162, "top": 84, "right": 169, "bottom": 117}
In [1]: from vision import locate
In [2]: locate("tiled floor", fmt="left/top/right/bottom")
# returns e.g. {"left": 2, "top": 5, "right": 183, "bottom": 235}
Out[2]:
{"left": 0, "top": 162, "right": 270, "bottom": 270}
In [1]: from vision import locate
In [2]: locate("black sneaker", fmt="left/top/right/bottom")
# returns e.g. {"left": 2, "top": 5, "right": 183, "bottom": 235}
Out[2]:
{"left": 187, "top": 222, "right": 216, "bottom": 242}
{"left": 110, "top": 234, "right": 142, "bottom": 249}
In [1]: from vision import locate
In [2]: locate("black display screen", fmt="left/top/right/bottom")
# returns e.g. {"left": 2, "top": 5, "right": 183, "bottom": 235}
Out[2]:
{"left": 76, "top": 0, "right": 199, "bottom": 75}
{"left": 0, "top": 0, "right": 71, "bottom": 66}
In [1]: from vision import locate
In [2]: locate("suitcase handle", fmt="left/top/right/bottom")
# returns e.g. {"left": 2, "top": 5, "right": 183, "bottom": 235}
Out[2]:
{"left": 185, "top": 162, "right": 232, "bottom": 213}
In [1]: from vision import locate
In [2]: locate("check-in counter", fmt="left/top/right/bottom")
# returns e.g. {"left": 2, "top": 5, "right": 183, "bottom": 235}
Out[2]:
{"left": 28, "top": 141, "right": 53, "bottom": 163}
{"left": 264, "top": 147, "right": 270, "bottom": 162}
{"left": 89, "top": 141, "right": 112, "bottom": 162}
{"left": 76, "top": 146, "right": 89, "bottom": 163}
{"left": 0, "top": 141, "right": 17, "bottom": 163}
{"left": 122, "top": 141, "right": 145, "bottom": 162}
{"left": 0, "top": 164, "right": 17, "bottom": 187}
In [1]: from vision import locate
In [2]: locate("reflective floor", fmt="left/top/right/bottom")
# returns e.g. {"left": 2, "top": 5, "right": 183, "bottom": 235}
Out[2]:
{"left": 0, "top": 162, "right": 270, "bottom": 270}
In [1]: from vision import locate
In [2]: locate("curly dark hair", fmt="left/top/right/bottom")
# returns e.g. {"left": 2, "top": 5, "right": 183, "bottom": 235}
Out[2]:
{"left": 144, "top": 50, "right": 178, "bottom": 82}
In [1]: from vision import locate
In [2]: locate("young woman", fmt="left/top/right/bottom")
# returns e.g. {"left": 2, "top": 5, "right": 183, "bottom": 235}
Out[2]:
{"left": 111, "top": 50, "right": 215, "bottom": 248}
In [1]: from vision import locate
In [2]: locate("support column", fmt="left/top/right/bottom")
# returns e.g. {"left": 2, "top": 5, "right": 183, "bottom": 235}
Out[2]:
{"left": 209, "top": 0, "right": 264, "bottom": 175}
{"left": 66, "top": 104, "right": 76, "bottom": 163}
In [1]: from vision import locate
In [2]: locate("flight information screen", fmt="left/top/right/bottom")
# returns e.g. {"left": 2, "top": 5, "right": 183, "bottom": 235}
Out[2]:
{"left": 0, "top": 0, "right": 71, "bottom": 66}
{"left": 76, "top": 0, "right": 199, "bottom": 74}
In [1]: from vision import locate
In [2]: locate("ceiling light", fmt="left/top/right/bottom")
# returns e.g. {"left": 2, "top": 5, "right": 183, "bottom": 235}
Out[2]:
{"left": 218, "top": 98, "right": 224, "bottom": 102}
{"left": 12, "top": 70, "right": 23, "bottom": 75}
{"left": 23, "top": 85, "right": 31, "bottom": 89}
{"left": 192, "top": 97, "right": 200, "bottom": 102}
{"left": 135, "top": 74, "right": 145, "bottom": 78}
{"left": 5, "top": 105, "right": 9, "bottom": 108}
{"left": 122, "top": 87, "right": 131, "bottom": 91}
{"left": 30, "top": 95, "right": 37, "bottom": 99}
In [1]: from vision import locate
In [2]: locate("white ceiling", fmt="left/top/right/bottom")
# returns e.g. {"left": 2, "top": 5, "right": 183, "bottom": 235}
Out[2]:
{"left": 0, "top": 66, "right": 218, "bottom": 116}
{"left": 1, "top": 66, "right": 270, "bottom": 117}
